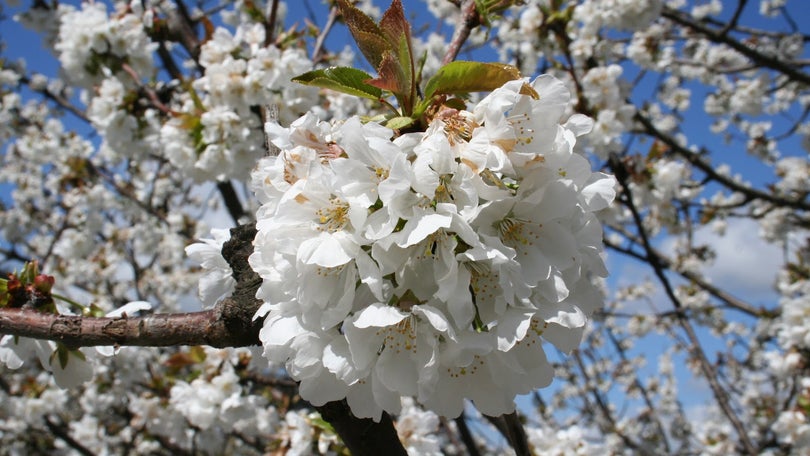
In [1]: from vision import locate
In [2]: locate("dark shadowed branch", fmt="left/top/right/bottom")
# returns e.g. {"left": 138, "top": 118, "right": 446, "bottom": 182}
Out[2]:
{"left": 315, "top": 400, "right": 407, "bottom": 456}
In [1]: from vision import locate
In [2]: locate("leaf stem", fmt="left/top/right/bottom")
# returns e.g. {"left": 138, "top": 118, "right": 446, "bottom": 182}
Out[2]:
{"left": 51, "top": 293, "right": 87, "bottom": 313}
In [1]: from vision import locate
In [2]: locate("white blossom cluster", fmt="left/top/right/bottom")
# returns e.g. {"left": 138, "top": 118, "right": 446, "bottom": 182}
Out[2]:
{"left": 159, "top": 22, "right": 319, "bottom": 182}
{"left": 763, "top": 251, "right": 810, "bottom": 451}
{"left": 55, "top": 2, "right": 156, "bottom": 88}
{"left": 86, "top": 75, "right": 162, "bottom": 161}
{"left": 248, "top": 74, "right": 616, "bottom": 419}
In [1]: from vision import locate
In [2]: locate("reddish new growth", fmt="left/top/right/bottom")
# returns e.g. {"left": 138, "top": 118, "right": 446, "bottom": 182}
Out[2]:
{"left": 0, "top": 261, "right": 56, "bottom": 309}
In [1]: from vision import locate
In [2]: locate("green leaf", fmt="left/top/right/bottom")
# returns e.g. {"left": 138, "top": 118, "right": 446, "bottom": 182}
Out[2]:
{"left": 310, "top": 416, "right": 336, "bottom": 433}
{"left": 53, "top": 344, "right": 69, "bottom": 369}
{"left": 292, "top": 67, "right": 382, "bottom": 100}
{"left": 0, "top": 278, "right": 8, "bottom": 307}
{"left": 385, "top": 116, "right": 414, "bottom": 130}
{"left": 71, "top": 348, "right": 87, "bottom": 362}
{"left": 20, "top": 261, "right": 38, "bottom": 284}
{"left": 86, "top": 303, "right": 106, "bottom": 317}
{"left": 423, "top": 61, "right": 522, "bottom": 100}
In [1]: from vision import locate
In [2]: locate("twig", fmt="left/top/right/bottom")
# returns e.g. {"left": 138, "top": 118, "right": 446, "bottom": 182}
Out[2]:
{"left": 605, "top": 328, "right": 672, "bottom": 454}
{"left": 662, "top": 6, "right": 810, "bottom": 86}
{"left": 442, "top": 0, "right": 481, "bottom": 65}
{"left": 635, "top": 112, "right": 810, "bottom": 211}
{"left": 604, "top": 228, "right": 762, "bottom": 317}
{"left": 20, "top": 76, "right": 89, "bottom": 123}
{"left": 217, "top": 181, "right": 246, "bottom": 224}
{"left": 44, "top": 416, "right": 95, "bottom": 456}
{"left": 121, "top": 63, "right": 174, "bottom": 114}
{"left": 572, "top": 351, "right": 653, "bottom": 454}
{"left": 94, "top": 166, "right": 169, "bottom": 224}
{"left": 720, "top": 0, "right": 749, "bottom": 36}
{"left": 312, "top": 6, "right": 339, "bottom": 63}
{"left": 266, "top": 0, "right": 281, "bottom": 46}
{"left": 454, "top": 413, "right": 483, "bottom": 456}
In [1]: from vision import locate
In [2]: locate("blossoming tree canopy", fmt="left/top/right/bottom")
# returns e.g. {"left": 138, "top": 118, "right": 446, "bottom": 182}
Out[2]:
{"left": 1, "top": 0, "right": 809, "bottom": 454}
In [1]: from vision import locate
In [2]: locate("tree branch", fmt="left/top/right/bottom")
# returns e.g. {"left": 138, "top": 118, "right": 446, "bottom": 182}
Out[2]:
{"left": 454, "top": 413, "right": 483, "bottom": 456}
{"left": 604, "top": 327, "right": 672, "bottom": 454}
{"left": 315, "top": 400, "right": 407, "bottom": 456}
{"left": 484, "top": 412, "right": 531, "bottom": 456}
{"left": 635, "top": 112, "right": 810, "bottom": 211}
{"left": 0, "top": 224, "right": 262, "bottom": 349}
{"left": 604, "top": 227, "right": 763, "bottom": 317}
{"left": 44, "top": 416, "right": 95, "bottom": 456}
{"left": 20, "top": 76, "right": 89, "bottom": 123}
{"left": 609, "top": 153, "right": 758, "bottom": 454}
{"left": 312, "top": 6, "right": 339, "bottom": 63}
{"left": 0, "top": 302, "right": 256, "bottom": 349}
{"left": 217, "top": 180, "right": 246, "bottom": 224}
{"left": 442, "top": 0, "right": 481, "bottom": 65}
{"left": 720, "top": 0, "right": 749, "bottom": 36}
{"left": 662, "top": 6, "right": 810, "bottom": 86}
{"left": 572, "top": 350, "right": 655, "bottom": 455}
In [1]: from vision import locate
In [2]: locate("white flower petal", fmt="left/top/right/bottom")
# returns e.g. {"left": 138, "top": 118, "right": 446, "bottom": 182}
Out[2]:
{"left": 581, "top": 173, "right": 617, "bottom": 212}
{"left": 106, "top": 300, "right": 152, "bottom": 318}
{"left": 352, "top": 303, "right": 408, "bottom": 329}
{"left": 297, "top": 233, "right": 354, "bottom": 267}
{"left": 396, "top": 213, "right": 453, "bottom": 248}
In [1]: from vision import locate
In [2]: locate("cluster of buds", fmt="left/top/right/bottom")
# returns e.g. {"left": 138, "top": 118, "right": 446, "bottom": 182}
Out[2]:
{"left": 0, "top": 261, "right": 56, "bottom": 311}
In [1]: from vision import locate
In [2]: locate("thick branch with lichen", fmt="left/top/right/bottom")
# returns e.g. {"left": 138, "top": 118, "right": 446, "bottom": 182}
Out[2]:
{"left": 0, "top": 299, "right": 259, "bottom": 349}
{"left": 0, "top": 224, "right": 263, "bottom": 348}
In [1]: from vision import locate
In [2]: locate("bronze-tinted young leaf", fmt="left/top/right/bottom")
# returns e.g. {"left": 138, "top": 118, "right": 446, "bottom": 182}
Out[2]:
{"left": 367, "top": 51, "right": 406, "bottom": 94}
{"left": 379, "top": 0, "right": 415, "bottom": 113}
{"left": 189, "top": 345, "right": 207, "bottom": 363}
{"left": 380, "top": 0, "right": 413, "bottom": 73}
{"left": 379, "top": 0, "right": 411, "bottom": 51}
{"left": 518, "top": 82, "right": 539, "bottom": 99}
{"left": 292, "top": 67, "right": 382, "bottom": 100}
{"left": 424, "top": 61, "right": 522, "bottom": 99}
{"left": 337, "top": 0, "right": 391, "bottom": 70}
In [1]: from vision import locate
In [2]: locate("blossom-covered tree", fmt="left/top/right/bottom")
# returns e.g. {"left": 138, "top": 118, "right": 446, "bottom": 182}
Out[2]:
{"left": 0, "top": 0, "right": 808, "bottom": 454}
